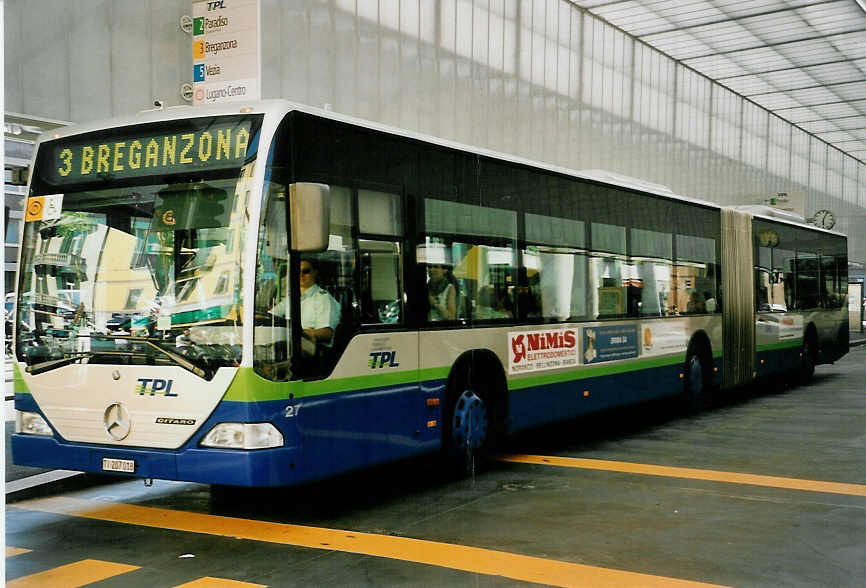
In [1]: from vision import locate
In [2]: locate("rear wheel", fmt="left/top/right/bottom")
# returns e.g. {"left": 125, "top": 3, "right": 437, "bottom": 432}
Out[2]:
{"left": 684, "top": 352, "right": 709, "bottom": 412}
{"left": 799, "top": 337, "right": 816, "bottom": 384}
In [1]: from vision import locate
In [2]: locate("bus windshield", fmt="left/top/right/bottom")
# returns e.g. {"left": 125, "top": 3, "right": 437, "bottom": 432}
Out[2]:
{"left": 16, "top": 114, "right": 262, "bottom": 378}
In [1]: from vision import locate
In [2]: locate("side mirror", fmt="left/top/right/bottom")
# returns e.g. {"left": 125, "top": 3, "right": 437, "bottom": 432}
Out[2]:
{"left": 289, "top": 183, "right": 330, "bottom": 252}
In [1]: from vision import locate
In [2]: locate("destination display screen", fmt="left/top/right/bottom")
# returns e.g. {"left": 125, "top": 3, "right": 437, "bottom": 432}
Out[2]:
{"left": 38, "top": 115, "right": 258, "bottom": 185}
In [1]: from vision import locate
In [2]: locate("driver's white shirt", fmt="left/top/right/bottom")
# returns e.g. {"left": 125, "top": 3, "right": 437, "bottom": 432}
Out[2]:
{"left": 270, "top": 284, "right": 340, "bottom": 345}
{"left": 300, "top": 284, "right": 340, "bottom": 337}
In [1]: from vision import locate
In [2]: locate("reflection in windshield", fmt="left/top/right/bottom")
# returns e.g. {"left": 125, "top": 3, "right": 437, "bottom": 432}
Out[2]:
{"left": 16, "top": 171, "right": 254, "bottom": 379}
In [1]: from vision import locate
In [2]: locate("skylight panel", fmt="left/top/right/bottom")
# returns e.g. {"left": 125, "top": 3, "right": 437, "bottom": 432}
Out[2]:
{"left": 685, "top": 54, "right": 748, "bottom": 78}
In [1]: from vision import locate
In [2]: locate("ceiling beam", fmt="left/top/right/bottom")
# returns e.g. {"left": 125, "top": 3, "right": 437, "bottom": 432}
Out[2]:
{"left": 681, "top": 28, "right": 866, "bottom": 61}
{"left": 773, "top": 98, "right": 866, "bottom": 111}
{"left": 746, "top": 79, "right": 866, "bottom": 97}
{"left": 637, "top": 0, "right": 842, "bottom": 39}
{"left": 814, "top": 126, "right": 866, "bottom": 134}
{"left": 791, "top": 114, "right": 866, "bottom": 124}
{"left": 714, "top": 57, "right": 866, "bottom": 81}
{"left": 827, "top": 140, "right": 866, "bottom": 147}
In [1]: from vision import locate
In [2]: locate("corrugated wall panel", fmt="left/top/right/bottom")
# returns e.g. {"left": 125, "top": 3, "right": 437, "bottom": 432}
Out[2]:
{"left": 3, "top": 0, "right": 864, "bottom": 263}
{"left": 68, "top": 0, "right": 112, "bottom": 122}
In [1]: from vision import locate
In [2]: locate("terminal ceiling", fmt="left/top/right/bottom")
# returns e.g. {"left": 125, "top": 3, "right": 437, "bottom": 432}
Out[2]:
{"left": 573, "top": 0, "right": 866, "bottom": 164}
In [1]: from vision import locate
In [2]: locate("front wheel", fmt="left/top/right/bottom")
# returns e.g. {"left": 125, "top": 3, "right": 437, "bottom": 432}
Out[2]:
{"left": 445, "top": 388, "right": 489, "bottom": 476}
{"left": 799, "top": 338, "right": 816, "bottom": 384}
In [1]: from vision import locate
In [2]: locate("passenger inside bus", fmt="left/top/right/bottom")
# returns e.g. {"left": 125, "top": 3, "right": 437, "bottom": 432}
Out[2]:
{"left": 686, "top": 290, "right": 706, "bottom": 314}
{"left": 427, "top": 263, "right": 457, "bottom": 321}
{"left": 475, "top": 285, "right": 511, "bottom": 319}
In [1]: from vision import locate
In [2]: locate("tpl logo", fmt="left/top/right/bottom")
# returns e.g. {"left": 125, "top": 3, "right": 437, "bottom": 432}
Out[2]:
{"left": 135, "top": 378, "right": 178, "bottom": 397}
{"left": 369, "top": 351, "right": 400, "bottom": 369}
{"left": 206, "top": 1, "right": 225, "bottom": 10}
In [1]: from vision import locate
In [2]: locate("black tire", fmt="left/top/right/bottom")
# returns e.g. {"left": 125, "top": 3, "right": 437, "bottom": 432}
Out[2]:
{"left": 684, "top": 351, "right": 709, "bottom": 412}
{"left": 799, "top": 337, "right": 816, "bottom": 384}
{"left": 440, "top": 352, "right": 508, "bottom": 477}
{"left": 442, "top": 386, "right": 490, "bottom": 477}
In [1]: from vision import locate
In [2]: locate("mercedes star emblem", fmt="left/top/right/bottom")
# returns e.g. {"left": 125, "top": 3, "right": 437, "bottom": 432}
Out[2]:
{"left": 104, "top": 402, "right": 132, "bottom": 441}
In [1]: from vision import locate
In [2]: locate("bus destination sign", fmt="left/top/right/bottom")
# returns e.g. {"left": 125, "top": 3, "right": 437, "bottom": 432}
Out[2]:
{"left": 46, "top": 120, "right": 252, "bottom": 184}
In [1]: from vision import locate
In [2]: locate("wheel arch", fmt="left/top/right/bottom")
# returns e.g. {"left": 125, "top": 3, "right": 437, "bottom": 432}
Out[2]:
{"left": 687, "top": 329, "right": 713, "bottom": 367}
{"left": 686, "top": 329, "right": 714, "bottom": 393}
{"left": 445, "top": 348, "right": 509, "bottom": 438}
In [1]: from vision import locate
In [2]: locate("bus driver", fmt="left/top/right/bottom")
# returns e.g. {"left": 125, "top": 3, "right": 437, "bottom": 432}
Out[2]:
{"left": 299, "top": 259, "right": 340, "bottom": 351}
{"left": 271, "top": 259, "right": 340, "bottom": 356}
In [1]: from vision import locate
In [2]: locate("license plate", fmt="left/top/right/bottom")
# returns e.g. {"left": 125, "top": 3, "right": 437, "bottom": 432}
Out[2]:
{"left": 102, "top": 458, "right": 135, "bottom": 473}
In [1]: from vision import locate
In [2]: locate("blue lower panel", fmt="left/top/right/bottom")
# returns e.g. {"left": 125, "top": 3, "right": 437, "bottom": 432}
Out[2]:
{"left": 507, "top": 362, "right": 685, "bottom": 433}
{"left": 756, "top": 346, "right": 800, "bottom": 379}
{"left": 294, "top": 382, "right": 441, "bottom": 484}
{"left": 12, "top": 381, "right": 441, "bottom": 487}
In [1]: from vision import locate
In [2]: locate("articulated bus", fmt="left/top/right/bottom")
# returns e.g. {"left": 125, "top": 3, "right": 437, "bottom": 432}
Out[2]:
{"left": 12, "top": 100, "right": 848, "bottom": 487}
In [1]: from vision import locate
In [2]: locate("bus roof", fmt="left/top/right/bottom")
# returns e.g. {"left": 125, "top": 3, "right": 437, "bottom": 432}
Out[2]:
{"left": 39, "top": 99, "right": 844, "bottom": 238}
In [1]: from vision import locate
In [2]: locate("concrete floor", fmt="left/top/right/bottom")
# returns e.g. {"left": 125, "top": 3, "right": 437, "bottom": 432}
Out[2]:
{"left": 5, "top": 345, "right": 866, "bottom": 587}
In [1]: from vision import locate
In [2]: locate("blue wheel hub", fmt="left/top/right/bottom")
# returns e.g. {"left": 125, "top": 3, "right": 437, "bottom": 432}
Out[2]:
{"left": 452, "top": 389, "right": 488, "bottom": 452}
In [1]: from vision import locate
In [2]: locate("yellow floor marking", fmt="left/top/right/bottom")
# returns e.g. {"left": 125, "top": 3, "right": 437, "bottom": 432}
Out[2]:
{"left": 12, "top": 496, "right": 729, "bottom": 588}
{"left": 500, "top": 455, "right": 866, "bottom": 497}
{"left": 6, "top": 546, "right": 32, "bottom": 557}
{"left": 174, "top": 578, "right": 267, "bottom": 587}
{"left": 6, "top": 558, "right": 140, "bottom": 588}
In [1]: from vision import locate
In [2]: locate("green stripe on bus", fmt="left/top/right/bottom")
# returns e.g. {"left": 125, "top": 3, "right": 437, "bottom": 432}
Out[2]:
{"left": 756, "top": 340, "right": 802, "bottom": 352}
{"left": 507, "top": 354, "right": 686, "bottom": 391}
{"left": 223, "top": 366, "right": 452, "bottom": 402}
{"left": 223, "top": 356, "right": 689, "bottom": 402}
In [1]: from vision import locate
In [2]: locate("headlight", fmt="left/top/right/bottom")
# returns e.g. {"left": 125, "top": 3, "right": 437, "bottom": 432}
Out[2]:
{"left": 15, "top": 411, "right": 53, "bottom": 436}
{"left": 200, "top": 423, "right": 284, "bottom": 449}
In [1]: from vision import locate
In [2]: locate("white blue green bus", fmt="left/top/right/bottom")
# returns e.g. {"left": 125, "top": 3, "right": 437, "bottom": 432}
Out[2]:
{"left": 12, "top": 100, "right": 849, "bottom": 486}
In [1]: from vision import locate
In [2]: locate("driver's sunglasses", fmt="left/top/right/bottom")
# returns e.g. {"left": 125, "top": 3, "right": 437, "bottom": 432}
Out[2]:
{"left": 300, "top": 267, "right": 313, "bottom": 275}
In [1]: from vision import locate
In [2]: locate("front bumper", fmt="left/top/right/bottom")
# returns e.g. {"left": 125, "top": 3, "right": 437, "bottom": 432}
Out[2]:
{"left": 11, "top": 433, "right": 302, "bottom": 487}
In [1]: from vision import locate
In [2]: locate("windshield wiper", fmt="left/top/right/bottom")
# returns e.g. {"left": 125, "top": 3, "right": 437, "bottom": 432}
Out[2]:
{"left": 25, "top": 350, "right": 148, "bottom": 375}
{"left": 142, "top": 339, "right": 207, "bottom": 378}
{"left": 25, "top": 334, "right": 210, "bottom": 378}
{"left": 89, "top": 333, "right": 208, "bottom": 378}
{"left": 26, "top": 353, "right": 93, "bottom": 375}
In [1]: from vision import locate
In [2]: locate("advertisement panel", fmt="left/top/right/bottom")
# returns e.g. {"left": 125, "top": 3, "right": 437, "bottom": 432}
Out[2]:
{"left": 640, "top": 321, "right": 688, "bottom": 357}
{"left": 508, "top": 328, "right": 579, "bottom": 374}
{"left": 582, "top": 324, "right": 639, "bottom": 364}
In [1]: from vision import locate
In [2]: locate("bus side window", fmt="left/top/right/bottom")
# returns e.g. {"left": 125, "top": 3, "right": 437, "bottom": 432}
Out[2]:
{"left": 524, "top": 215, "right": 587, "bottom": 322}
{"left": 360, "top": 240, "right": 403, "bottom": 323}
{"left": 357, "top": 190, "right": 404, "bottom": 325}
{"left": 421, "top": 199, "right": 517, "bottom": 324}
{"left": 675, "top": 234, "right": 718, "bottom": 316}
{"left": 629, "top": 228, "right": 672, "bottom": 318}
{"left": 590, "top": 222, "right": 627, "bottom": 319}
{"left": 795, "top": 252, "right": 819, "bottom": 309}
